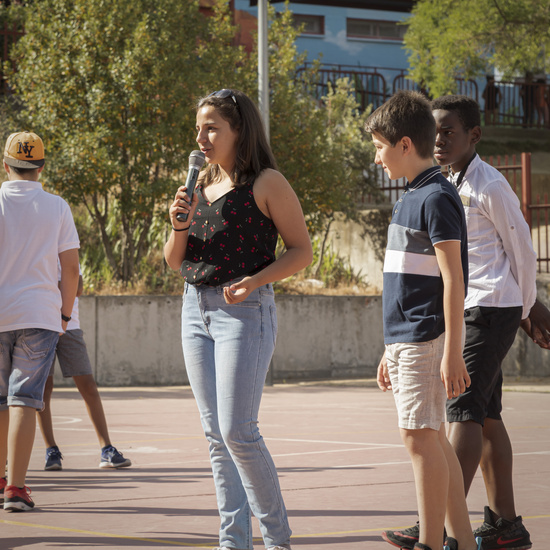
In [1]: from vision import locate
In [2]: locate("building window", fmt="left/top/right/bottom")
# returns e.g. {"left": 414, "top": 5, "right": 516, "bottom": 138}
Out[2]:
{"left": 347, "top": 18, "right": 407, "bottom": 41}
{"left": 293, "top": 14, "right": 324, "bottom": 36}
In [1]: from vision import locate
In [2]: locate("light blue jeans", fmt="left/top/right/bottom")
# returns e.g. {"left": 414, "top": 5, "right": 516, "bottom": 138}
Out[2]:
{"left": 181, "top": 281, "right": 291, "bottom": 550}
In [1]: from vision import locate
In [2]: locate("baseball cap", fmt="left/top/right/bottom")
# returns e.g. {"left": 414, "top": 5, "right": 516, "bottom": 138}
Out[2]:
{"left": 3, "top": 131, "right": 45, "bottom": 169}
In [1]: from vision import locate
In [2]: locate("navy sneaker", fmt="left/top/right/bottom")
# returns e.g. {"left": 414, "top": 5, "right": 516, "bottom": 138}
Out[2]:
{"left": 44, "top": 446, "right": 63, "bottom": 471}
{"left": 99, "top": 445, "right": 132, "bottom": 468}
{"left": 473, "top": 506, "right": 532, "bottom": 550}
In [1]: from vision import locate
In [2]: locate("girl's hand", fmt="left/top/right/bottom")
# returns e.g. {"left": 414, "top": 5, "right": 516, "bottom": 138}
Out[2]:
{"left": 169, "top": 185, "right": 198, "bottom": 228}
{"left": 223, "top": 277, "right": 256, "bottom": 304}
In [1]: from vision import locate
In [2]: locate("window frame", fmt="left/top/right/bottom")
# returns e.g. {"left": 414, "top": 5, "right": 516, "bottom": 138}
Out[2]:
{"left": 292, "top": 13, "right": 325, "bottom": 36}
{"left": 346, "top": 18, "right": 407, "bottom": 41}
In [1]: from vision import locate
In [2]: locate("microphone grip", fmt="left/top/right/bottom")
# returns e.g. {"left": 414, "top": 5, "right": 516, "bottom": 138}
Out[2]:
{"left": 176, "top": 167, "right": 200, "bottom": 223}
{"left": 176, "top": 210, "right": 190, "bottom": 223}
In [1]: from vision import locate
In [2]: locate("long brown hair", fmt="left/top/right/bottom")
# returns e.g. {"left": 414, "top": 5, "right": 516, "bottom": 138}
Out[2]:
{"left": 196, "top": 89, "right": 277, "bottom": 188}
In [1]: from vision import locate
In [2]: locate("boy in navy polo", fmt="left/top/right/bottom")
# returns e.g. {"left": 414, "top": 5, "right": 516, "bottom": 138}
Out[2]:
{"left": 368, "top": 91, "right": 478, "bottom": 550}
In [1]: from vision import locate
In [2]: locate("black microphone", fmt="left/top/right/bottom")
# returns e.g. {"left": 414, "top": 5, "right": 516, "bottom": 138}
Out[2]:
{"left": 176, "top": 150, "right": 206, "bottom": 222}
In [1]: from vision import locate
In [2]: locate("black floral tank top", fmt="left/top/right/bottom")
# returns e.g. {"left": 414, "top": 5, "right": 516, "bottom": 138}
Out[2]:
{"left": 179, "top": 183, "right": 278, "bottom": 286}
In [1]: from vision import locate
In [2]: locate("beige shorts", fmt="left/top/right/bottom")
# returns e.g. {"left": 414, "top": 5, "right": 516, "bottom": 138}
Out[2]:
{"left": 385, "top": 332, "right": 446, "bottom": 431}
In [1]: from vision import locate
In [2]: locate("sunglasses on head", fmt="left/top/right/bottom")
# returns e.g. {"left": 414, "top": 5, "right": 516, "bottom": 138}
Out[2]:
{"left": 208, "top": 89, "right": 239, "bottom": 108}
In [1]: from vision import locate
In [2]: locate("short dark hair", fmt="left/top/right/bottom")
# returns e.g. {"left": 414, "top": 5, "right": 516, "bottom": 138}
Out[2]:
{"left": 431, "top": 94, "right": 481, "bottom": 131}
{"left": 197, "top": 89, "right": 277, "bottom": 188}
{"left": 365, "top": 90, "right": 435, "bottom": 159}
{"left": 9, "top": 165, "right": 40, "bottom": 177}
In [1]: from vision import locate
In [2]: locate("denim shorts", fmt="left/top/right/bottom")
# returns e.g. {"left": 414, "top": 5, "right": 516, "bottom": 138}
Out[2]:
{"left": 49, "top": 328, "right": 93, "bottom": 378}
{"left": 0, "top": 328, "right": 60, "bottom": 410}
{"left": 385, "top": 332, "right": 447, "bottom": 431}
{"left": 446, "top": 306, "right": 522, "bottom": 425}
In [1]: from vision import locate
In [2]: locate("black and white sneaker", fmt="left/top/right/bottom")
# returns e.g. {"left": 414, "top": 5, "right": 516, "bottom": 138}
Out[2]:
{"left": 473, "top": 506, "right": 532, "bottom": 550}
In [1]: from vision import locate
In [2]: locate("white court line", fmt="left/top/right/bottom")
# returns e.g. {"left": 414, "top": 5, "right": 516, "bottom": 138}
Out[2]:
{"left": 51, "top": 427, "right": 195, "bottom": 437}
{"left": 51, "top": 416, "right": 82, "bottom": 424}
{"left": 324, "top": 460, "right": 411, "bottom": 468}
{"left": 514, "top": 450, "right": 550, "bottom": 455}
{"left": 269, "top": 437, "right": 403, "bottom": 448}
{"left": 119, "top": 448, "right": 550, "bottom": 468}
{"left": 272, "top": 447, "right": 381, "bottom": 458}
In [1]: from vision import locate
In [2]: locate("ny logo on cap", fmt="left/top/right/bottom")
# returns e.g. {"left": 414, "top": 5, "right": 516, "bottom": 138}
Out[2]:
{"left": 17, "top": 141, "right": 35, "bottom": 158}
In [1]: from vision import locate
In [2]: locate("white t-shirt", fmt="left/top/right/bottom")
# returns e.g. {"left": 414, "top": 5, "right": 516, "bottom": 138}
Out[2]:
{"left": 0, "top": 180, "right": 80, "bottom": 332}
{"left": 451, "top": 155, "right": 537, "bottom": 319}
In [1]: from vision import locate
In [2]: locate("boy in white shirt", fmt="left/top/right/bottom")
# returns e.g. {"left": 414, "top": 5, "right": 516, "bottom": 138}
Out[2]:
{"left": 0, "top": 131, "right": 79, "bottom": 511}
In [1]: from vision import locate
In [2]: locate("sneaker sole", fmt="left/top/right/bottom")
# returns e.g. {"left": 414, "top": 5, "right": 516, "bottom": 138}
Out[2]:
{"left": 482, "top": 546, "right": 532, "bottom": 550}
{"left": 99, "top": 460, "right": 132, "bottom": 469}
{"left": 381, "top": 532, "right": 416, "bottom": 550}
{"left": 44, "top": 464, "right": 62, "bottom": 471}
{"left": 4, "top": 500, "right": 34, "bottom": 512}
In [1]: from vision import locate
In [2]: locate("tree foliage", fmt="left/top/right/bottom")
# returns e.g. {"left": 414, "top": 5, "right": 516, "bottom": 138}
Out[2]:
{"left": 405, "top": 0, "right": 550, "bottom": 97}
{"left": 267, "top": 5, "right": 375, "bottom": 234}
{"left": 3, "top": 0, "right": 375, "bottom": 289}
{"left": 6, "top": 0, "right": 249, "bottom": 282}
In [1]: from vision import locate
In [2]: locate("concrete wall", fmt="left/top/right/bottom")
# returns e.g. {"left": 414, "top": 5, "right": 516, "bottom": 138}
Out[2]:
{"left": 53, "top": 282, "right": 550, "bottom": 387}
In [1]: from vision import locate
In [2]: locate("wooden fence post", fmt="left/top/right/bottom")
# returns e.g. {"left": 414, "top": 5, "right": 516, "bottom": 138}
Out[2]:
{"left": 522, "top": 152, "right": 532, "bottom": 228}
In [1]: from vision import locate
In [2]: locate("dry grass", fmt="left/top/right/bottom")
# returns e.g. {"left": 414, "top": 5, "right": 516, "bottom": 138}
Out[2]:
{"left": 275, "top": 278, "right": 380, "bottom": 296}
{"left": 85, "top": 273, "right": 381, "bottom": 297}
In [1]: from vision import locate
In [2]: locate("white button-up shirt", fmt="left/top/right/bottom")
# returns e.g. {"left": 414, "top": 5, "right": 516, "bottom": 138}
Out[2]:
{"left": 450, "top": 155, "right": 537, "bottom": 319}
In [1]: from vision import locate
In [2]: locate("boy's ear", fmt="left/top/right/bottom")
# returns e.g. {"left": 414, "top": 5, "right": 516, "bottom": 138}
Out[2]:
{"left": 470, "top": 125, "right": 482, "bottom": 146}
{"left": 400, "top": 136, "right": 414, "bottom": 155}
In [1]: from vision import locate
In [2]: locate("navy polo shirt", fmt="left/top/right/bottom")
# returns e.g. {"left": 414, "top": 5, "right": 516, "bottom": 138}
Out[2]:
{"left": 383, "top": 166, "right": 468, "bottom": 344}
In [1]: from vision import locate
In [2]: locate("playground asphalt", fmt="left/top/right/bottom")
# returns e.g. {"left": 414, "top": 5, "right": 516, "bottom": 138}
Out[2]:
{"left": 1, "top": 380, "right": 549, "bottom": 549}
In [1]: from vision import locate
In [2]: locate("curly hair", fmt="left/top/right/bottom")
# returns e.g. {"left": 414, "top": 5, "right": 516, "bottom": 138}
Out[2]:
{"left": 431, "top": 94, "right": 481, "bottom": 131}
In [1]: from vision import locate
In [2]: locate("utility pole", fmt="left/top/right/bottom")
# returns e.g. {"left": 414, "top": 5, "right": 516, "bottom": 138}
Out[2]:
{"left": 258, "top": 0, "right": 270, "bottom": 142}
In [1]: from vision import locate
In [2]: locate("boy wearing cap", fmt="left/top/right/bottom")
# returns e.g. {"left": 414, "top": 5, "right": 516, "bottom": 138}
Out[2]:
{"left": 0, "top": 131, "right": 80, "bottom": 511}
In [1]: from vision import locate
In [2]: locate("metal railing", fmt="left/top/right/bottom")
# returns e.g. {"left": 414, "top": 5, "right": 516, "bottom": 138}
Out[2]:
{"left": 304, "top": 64, "right": 549, "bottom": 129}
{"left": 482, "top": 80, "right": 550, "bottom": 129}
{"left": 369, "top": 152, "right": 550, "bottom": 272}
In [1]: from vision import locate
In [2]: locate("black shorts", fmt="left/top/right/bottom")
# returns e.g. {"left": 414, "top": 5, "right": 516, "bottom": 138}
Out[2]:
{"left": 446, "top": 306, "right": 522, "bottom": 426}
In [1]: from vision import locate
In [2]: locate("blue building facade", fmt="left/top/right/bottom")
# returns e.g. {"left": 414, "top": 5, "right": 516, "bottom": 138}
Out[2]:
{"left": 237, "top": 1, "right": 414, "bottom": 71}
{"left": 237, "top": 1, "right": 419, "bottom": 108}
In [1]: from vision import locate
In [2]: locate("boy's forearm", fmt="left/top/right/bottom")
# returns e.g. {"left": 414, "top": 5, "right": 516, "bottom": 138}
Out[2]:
{"left": 59, "top": 248, "right": 80, "bottom": 319}
{"left": 434, "top": 241, "right": 465, "bottom": 354}
{"left": 442, "top": 279, "right": 465, "bottom": 355}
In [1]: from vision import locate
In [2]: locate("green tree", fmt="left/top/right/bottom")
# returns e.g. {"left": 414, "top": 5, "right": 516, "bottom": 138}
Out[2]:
{"left": 404, "top": 0, "right": 550, "bottom": 97}
{"left": 3, "top": 0, "right": 376, "bottom": 291}
{"left": 266, "top": 5, "right": 376, "bottom": 234}
{"left": 6, "top": 0, "right": 249, "bottom": 283}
